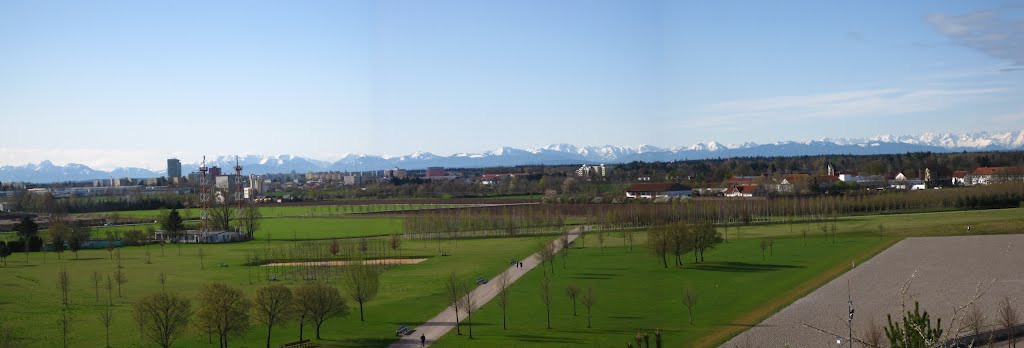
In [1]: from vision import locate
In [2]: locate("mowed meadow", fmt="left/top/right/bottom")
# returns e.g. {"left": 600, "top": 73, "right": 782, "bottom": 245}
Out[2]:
{"left": 1, "top": 207, "right": 1023, "bottom": 347}
{"left": 0, "top": 234, "right": 552, "bottom": 348}
{"left": 434, "top": 207, "right": 1024, "bottom": 347}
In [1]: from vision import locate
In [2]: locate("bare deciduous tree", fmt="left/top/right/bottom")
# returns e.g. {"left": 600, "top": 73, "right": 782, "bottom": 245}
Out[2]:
{"left": 195, "top": 282, "right": 251, "bottom": 348}
{"left": 647, "top": 226, "right": 670, "bottom": 268}
{"left": 132, "top": 290, "right": 193, "bottom": 348}
{"left": 445, "top": 272, "right": 465, "bottom": 335}
{"left": 496, "top": 270, "right": 511, "bottom": 330}
{"left": 1001, "top": 297, "right": 1019, "bottom": 348}
{"left": 581, "top": 287, "right": 596, "bottom": 328}
{"left": 682, "top": 287, "right": 698, "bottom": 324}
{"left": 863, "top": 321, "right": 883, "bottom": 348}
{"left": 253, "top": 284, "right": 294, "bottom": 348}
{"left": 457, "top": 281, "right": 477, "bottom": 338}
{"left": 624, "top": 230, "right": 634, "bottom": 252}
{"left": 99, "top": 303, "right": 114, "bottom": 348}
{"left": 540, "top": 273, "right": 552, "bottom": 329}
{"left": 566, "top": 285, "right": 581, "bottom": 316}
{"left": 91, "top": 271, "right": 102, "bottom": 303}
{"left": 239, "top": 203, "right": 262, "bottom": 238}
{"left": 105, "top": 275, "right": 113, "bottom": 305}
{"left": 114, "top": 267, "right": 127, "bottom": 297}
{"left": 343, "top": 262, "right": 379, "bottom": 321}
{"left": 57, "top": 269, "right": 71, "bottom": 309}
{"left": 963, "top": 303, "right": 985, "bottom": 341}
{"left": 208, "top": 190, "right": 234, "bottom": 232}
{"left": 294, "top": 283, "right": 349, "bottom": 340}
{"left": 57, "top": 310, "right": 71, "bottom": 348}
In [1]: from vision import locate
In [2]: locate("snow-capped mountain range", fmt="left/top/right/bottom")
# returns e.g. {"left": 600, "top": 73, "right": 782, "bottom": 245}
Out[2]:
{"left": 3, "top": 131, "right": 1024, "bottom": 183}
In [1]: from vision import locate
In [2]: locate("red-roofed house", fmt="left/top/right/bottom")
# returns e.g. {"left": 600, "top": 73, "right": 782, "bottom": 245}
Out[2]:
{"left": 815, "top": 175, "right": 840, "bottom": 188}
{"left": 951, "top": 171, "right": 968, "bottom": 186}
{"left": 967, "top": 167, "right": 1024, "bottom": 185}
{"left": 724, "top": 176, "right": 759, "bottom": 186}
{"left": 625, "top": 183, "right": 692, "bottom": 199}
{"left": 725, "top": 185, "right": 765, "bottom": 198}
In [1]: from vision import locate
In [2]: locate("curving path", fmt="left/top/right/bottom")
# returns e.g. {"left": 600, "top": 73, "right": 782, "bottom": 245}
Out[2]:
{"left": 389, "top": 226, "right": 585, "bottom": 348}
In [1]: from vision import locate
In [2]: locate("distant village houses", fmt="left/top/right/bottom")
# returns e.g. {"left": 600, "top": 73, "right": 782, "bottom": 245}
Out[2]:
{"left": 624, "top": 183, "right": 692, "bottom": 199}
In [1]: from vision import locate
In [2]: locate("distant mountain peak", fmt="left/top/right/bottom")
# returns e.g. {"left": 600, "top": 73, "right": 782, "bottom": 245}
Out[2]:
{"left": 2, "top": 129, "right": 1021, "bottom": 183}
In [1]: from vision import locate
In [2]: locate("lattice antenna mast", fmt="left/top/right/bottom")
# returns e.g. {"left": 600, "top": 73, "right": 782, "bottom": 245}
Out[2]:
{"left": 199, "top": 156, "right": 209, "bottom": 232}
{"left": 234, "top": 156, "right": 244, "bottom": 229}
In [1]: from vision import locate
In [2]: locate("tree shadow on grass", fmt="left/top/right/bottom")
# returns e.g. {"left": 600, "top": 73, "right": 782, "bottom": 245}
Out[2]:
{"left": 508, "top": 333, "right": 585, "bottom": 344}
{"left": 688, "top": 261, "right": 802, "bottom": 273}
{"left": 317, "top": 337, "right": 395, "bottom": 347}
{"left": 583, "top": 267, "right": 630, "bottom": 271}
{"left": 571, "top": 272, "right": 619, "bottom": 280}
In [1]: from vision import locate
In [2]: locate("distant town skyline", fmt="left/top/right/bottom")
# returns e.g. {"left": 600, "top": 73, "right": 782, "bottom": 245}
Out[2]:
{"left": 2, "top": 1, "right": 1023, "bottom": 170}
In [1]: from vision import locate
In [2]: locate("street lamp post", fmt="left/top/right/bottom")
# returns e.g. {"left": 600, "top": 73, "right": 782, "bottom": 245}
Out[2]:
{"left": 847, "top": 280, "right": 855, "bottom": 348}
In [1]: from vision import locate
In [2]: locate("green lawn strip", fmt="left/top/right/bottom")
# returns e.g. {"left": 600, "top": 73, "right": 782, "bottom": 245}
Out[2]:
{"left": 0, "top": 236, "right": 550, "bottom": 348}
{"left": 72, "top": 204, "right": 473, "bottom": 220}
{"left": 433, "top": 235, "right": 896, "bottom": 348}
{"left": 29, "top": 216, "right": 404, "bottom": 241}
{"left": 256, "top": 217, "right": 404, "bottom": 240}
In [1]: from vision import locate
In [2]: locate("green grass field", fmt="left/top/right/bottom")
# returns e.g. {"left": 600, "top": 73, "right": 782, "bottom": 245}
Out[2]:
{"left": 5, "top": 216, "right": 406, "bottom": 242}
{"left": 433, "top": 208, "right": 1024, "bottom": 347}
{"left": 0, "top": 236, "right": 551, "bottom": 348}
{"left": 3, "top": 208, "right": 1023, "bottom": 348}
{"left": 434, "top": 236, "right": 894, "bottom": 347}
{"left": 72, "top": 204, "right": 473, "bottom": 221}
{"left": 257, "top": 217, "right": 404, "bottom": 240}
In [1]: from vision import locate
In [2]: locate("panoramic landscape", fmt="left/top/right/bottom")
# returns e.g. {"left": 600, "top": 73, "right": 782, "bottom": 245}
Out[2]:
{"left": 2, "top": 1, "right": 1024, "bottom": 348}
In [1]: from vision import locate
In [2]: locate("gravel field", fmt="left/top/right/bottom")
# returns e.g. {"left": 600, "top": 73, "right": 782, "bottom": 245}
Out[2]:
{"left": 722, "top": 234, "right": 1024, "bottom": 348}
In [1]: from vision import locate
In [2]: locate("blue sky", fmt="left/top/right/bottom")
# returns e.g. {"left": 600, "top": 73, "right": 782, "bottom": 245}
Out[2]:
{"left": 1, "top": 0, "right": 1022, "bottom": 170}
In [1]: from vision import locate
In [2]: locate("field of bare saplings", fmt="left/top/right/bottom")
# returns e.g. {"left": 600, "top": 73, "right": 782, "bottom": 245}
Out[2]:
{"left": 402, "top": 183, "right": 1024, "bottom": 240}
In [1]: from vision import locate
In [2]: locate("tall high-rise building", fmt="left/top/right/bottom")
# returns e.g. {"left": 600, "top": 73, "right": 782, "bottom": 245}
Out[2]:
{"left": 167, "top": 158, "right": 182, "bottom": 178}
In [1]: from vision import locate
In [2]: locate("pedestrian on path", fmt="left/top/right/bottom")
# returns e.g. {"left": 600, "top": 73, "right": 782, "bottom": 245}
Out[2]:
{"left": 420, "top": 333, "right": 426, "bottom": 347}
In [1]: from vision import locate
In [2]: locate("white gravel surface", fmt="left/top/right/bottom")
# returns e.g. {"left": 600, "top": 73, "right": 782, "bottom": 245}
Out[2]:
{"left": 722, "top": 234, "right": 1024, "bottom": 348}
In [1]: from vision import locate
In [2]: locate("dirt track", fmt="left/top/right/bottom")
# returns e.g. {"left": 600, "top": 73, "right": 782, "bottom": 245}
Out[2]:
{"left": 722, "top": 234, "right": 1024, "bottom": 347}
{"left": 261, "top": 258, "right": 428, "bottom": 267}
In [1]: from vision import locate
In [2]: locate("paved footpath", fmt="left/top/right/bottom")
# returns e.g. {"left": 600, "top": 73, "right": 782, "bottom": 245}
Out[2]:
{"left": 389, "top": 226, "right": 585, "bottom": 348}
